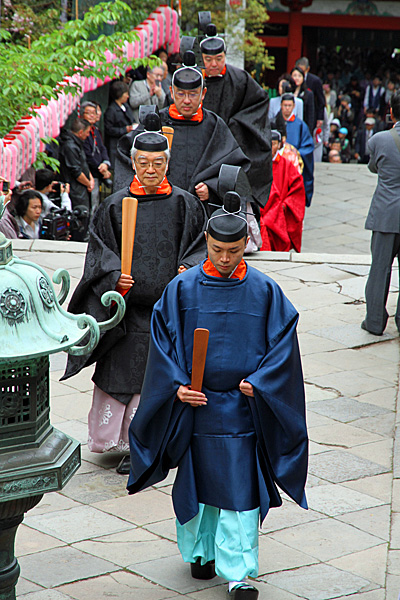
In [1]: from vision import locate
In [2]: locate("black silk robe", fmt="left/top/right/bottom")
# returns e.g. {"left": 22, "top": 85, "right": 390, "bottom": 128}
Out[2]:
{"left": 62, "top": 185, "right": 207, "bottom": 403}
{"left": 202, "top": 64, "right": 272, "bottom": 209}
{"left": 113, "top": 107, "right": 250, "bottom": 216}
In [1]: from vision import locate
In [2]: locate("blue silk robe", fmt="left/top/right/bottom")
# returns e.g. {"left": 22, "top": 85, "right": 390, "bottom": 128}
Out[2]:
{"left": 127, "top": 261, "right": 308, "bottom": 525}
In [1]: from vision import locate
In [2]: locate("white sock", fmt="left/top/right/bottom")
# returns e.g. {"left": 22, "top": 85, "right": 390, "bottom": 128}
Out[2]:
{"left": 229, "top": 579, "right": 247, "bottom": 592}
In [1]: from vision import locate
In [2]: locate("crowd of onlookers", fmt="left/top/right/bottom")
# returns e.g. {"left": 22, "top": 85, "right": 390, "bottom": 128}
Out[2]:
{"left": 270, "top": 47, "right": 400, "bottom": 165}
{"left": 3, "top": 45, "right": 400, "bottom": 243}
{"left": 0, "top": 47, "right": 181, "bottom": 242}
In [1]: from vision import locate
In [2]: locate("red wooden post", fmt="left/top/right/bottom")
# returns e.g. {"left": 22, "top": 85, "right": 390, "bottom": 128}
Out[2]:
{"left": 287, "top": 10, "right": 302, "bottom": 71}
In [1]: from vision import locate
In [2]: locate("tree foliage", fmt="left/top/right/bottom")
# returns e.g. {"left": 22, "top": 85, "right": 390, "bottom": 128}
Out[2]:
{"left": 181, "top": 0, "right": 274, "bottom": 78}
{"left": 1, "top": 0, "right": 160, "bottom": 43}
{"left": 0, "top": 0, "right": 160, "bottom": 137}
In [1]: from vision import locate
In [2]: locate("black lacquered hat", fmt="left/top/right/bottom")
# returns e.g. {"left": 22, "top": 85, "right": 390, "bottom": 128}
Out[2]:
{"left": 207, "top": 192, "right": 247, "bottom": 242}
{"left": 200, "top": 23, "right": 226, "bottom": 56}
{"left": 133, "top": 113, "right": 168, "bottom": 152}
{"left": 172, "top": 50, "right": 203, "bottom": 90}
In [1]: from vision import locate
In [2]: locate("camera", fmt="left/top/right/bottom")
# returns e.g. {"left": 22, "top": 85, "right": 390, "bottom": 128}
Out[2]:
{"left": 40, "top": 206, "right": 89, "bottom": 241}
{"left": 2, "top": 180, "right": 9, "bottom": 194}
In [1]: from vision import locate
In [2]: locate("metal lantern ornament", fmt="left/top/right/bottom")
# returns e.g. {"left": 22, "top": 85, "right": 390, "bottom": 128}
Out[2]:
{"left": 0, "top": 196, "right": 125, "bottom": 600}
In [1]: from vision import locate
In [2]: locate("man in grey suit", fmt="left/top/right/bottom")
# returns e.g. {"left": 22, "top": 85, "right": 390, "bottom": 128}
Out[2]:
{"left": 362, "top": 90, "right": 400, "bottom": 335}
{"left": 129, "top": 66, "right": 165, "bottom": 122}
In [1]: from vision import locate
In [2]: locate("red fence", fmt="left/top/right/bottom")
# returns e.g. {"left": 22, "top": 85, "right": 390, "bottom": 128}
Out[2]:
{"left": 0, "top": 5, "right": 180, "bottom": 187}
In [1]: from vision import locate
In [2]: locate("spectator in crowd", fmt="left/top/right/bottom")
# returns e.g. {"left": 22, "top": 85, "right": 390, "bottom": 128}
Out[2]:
{"left": 329, "top": 118, "right": 341, "bottom": 144}
{"left": 59, "top": 118, "right": 94, "bottom": 239}
{"left": 104, "top": 81, "right": 136, "bottom": 168}
{"left": 154, "top": 47, "right": 168, "bottom": 63}
{"left": 0, "top": 180, "right": 18, "bottom": 239}
{"left": 323, "top": 82, "right": 337, "bottom": 121}
{"left": 13, "top": 190, "right": 43, "bottom": 239}
{"left": 81, "top": 101, "right": 112, "bottom": 213}
{"left": 354, "top": 117, "right": 379, "bottom": 163}
{"left": 129, "top": 65, "right": 165, "bottom": 122}
{"left": 161, "top": 61, "right": 173, "bottom": 106}
{"left": 94, "top": 101, "right": 103, "bottom": 123}
{"left": 330, "top": 138, "right": 342, "bottom": 154}
{"left": 295, "top": 56, "right": 325, "bottom": 129}
{"left": 291, "top": 66, "right": 315, "bottom": 134}
{"left": 345, "top": 76, "right": 364, "bottom": 126}
{"left": 325, "top": 70, "right": 340, "bottom": 94}
{"left": 268, "top": 74, "right": 303, "bottom": 121}
{"left": 363, "top": 75, "right": 385, "bottom": 117}
{"left": 337, "top": 95, "right": 354, "bottom": 133}
{"left": 365, "top": 108, "right": 384, "bottom": 131}
{"left": 362, "top": 90, "right": 400, "bottom": 335}
{"left": 328, "top": 149, "right": 342, "bottom": 163}
{"left": 35, "top": 168, "right": 72, "bottom": 215}
{"left": 383, "top": 79, "right": 397, "bottom": 126}
{"left": 338, "top": 127, "right": 351, "bottom": 163}
{"left": 166, "top": 52, "right": 182, "bottom": 81}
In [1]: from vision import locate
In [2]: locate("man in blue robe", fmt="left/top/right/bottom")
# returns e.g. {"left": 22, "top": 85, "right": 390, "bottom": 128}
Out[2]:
{"left": 128, "top": 192, "right": 308, "bottom": 599}
{"left": 280, "top": 93, "right": 314, "bottom": 207}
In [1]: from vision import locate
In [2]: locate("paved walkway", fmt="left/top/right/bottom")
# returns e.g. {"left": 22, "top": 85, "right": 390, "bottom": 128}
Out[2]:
{"left": 9, "top": 164, "right": 400, "bottom": 600}
{"left": 302, "top": 162, "right": 376, "bottom": 256}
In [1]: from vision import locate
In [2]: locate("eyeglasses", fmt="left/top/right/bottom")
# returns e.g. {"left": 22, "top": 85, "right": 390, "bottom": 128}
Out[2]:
{"left": 174, "top": 90, "right": 201, "bottom": 100}
{"left": 134, "top": 159, "right": 166, "bottom": 169}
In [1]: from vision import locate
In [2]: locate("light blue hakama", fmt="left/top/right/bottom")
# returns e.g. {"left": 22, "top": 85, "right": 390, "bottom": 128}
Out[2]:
{"left": 176, "top": 503, "right": 259, "bottom": 582}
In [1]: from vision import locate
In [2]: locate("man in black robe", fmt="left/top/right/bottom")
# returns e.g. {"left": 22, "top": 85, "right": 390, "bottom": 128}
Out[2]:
{"left": 113, "top": 52, "right": 250, "bottom": 217}
{"left": 62, "top": 122, "right": 207, "bottom": 473}
{"left": 200, "top": 26, "right": 272, "bottom": 210}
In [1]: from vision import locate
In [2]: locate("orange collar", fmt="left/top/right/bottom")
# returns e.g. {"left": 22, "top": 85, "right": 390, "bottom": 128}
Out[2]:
{"left": 273, "top": 152, "right": 281, "bottom": 163}
{"left": 169, "top": 103, "right": 203, "bottom": 122}
{"left": 129, "top": 175, "right": 172, "bottom": 196}
{"left": 203, "top": 258, "right": 247, "bottom": 280}
{"left": 202, "top": 65, "right": 227, "bottom": 78}
{"left": 287, "top": 114, "right": 296, "bottom": 122}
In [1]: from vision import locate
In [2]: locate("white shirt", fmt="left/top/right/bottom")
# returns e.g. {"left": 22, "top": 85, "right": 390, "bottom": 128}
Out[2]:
{"left": 37, "top": 191, "right": 72, "bottom": 216}
{"left": 14, "top": 215, "right": 41, "bottom": 239}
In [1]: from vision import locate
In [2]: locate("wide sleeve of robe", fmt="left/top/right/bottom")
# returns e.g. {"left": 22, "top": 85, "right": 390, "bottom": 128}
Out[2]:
{"left": 61, "top": 192, "right": 128, "bottom": 380}
{"left": 245, "top": 281, "right": 308, "bottom": 520}
{"left": 127, "top": 277, "right": 193, "bottom": 494}
{"left": 226, "top": 69, "right": 272, "bottom": 208}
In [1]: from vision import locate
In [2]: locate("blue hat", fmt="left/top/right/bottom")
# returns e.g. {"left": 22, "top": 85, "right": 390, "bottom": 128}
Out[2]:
{"left": 339, "top": 127, "right": 348, "bottom": 134}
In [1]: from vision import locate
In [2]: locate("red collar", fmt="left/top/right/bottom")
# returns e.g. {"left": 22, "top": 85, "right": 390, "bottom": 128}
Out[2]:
{"left": 203, "top": 258, "right": 247, "bottom": 280}
{"left": 287, "top": 114, "right": 296, "bottom": 122}
{"left": 129, "top": 175, "right": 172, "bottom": 196}
{"left": 202, "top": 65, "right": 227, "bottom": 78}
{"left": 169, "top": 103, "right": 203, "bottom": 122}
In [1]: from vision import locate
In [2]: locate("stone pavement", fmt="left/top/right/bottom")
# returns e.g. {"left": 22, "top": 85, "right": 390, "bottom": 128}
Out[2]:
{"left": 302, "top": 162, "right": 375, "bottom": 255}
{"left": 9, "top": 163, "right": 400, "bottom": 600}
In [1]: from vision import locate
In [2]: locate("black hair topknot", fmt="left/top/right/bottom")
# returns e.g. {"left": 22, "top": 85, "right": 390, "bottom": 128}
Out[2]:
{"left": 183, "top": 50, "right": 196, "bottom": 68}
{"left": 223, "top": 191, "right": 241, "bottom": 213}
{"left": 144, "top": 112, "right": 162, "bottom": 132}
{"left": 205, "top": 23, "right": 217, "bottom": 37}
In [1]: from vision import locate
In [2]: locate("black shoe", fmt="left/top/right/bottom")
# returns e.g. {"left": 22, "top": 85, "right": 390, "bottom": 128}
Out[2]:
{"left": 227, "top": 583, "right": 259, "bottom": 599}
{"left": 361, "top": 321, "right": 383, "bottom": 336}
{"left": 190, "top": 558, "right": 216, "bottom": 580}
{"left": 116, "top": 454, "right": 130, "bottom": 475}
